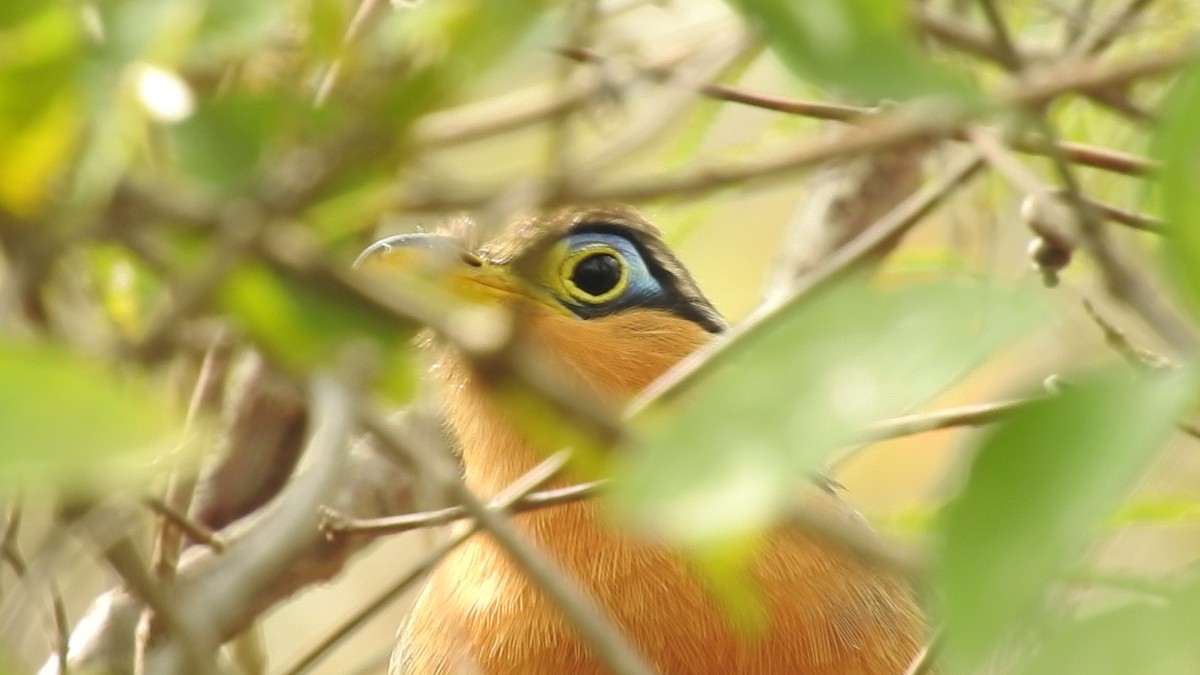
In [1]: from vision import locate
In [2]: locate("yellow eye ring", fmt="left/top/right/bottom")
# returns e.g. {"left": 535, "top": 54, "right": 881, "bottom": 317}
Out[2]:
{"left": 560, "top": 246, "right": 629, "bottom": 305}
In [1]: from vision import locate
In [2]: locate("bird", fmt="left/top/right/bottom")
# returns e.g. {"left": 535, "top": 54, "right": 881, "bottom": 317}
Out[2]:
{"left": 358, "top": 204, "right": 928, "bottom": 675}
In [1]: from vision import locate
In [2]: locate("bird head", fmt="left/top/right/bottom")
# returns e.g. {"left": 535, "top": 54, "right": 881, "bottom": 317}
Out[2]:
{"left": 357, "top": 204, "right": 726, "bottom": 400}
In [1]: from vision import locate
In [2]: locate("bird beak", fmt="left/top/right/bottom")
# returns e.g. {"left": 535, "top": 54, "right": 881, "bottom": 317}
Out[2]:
{"left": 355, "top": 233, "right": 546, "bottom": 307}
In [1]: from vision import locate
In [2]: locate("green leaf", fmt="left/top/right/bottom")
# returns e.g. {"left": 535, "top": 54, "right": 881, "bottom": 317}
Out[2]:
{"left": 170, "top": 94, "right": 285, "bottom": 193}
{"left": 727, "top": 0, "right": 978, "bottom": 103}
{"left": 1155, "top": 60, "right": 1200, "bottom": 319}
{"left": 614, "top": 279, "right": 1041, "bottom": 544}
{"left": 371, "top": 0, "right": 551, "bottom": 125}
{"left": 189, "top": 0, "right": 282, "bottom": 67}
{"left": 938, "top": 370, "right": 1194, "bottom": 673}
{"left": 0, "top": 4, "right": 82, "bottom": 216}
{"left": 0, "top": 0, "right": 41, "bottom": 28}
{"left": 89, "top": 244, "right": 166, "bottom": 340}
{"left": 219, "top": 262, "right": 418, "bottom": 400}
{"left": 1021, "top": 580, "right": 1200, "bottom": 675}
{"left": 0, "top": 342, "right": 178, "bottom": 492}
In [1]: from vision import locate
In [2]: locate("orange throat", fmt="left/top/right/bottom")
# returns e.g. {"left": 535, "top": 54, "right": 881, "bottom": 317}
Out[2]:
{"left": 438, "top": 306, "right": 714, "bottom": 495}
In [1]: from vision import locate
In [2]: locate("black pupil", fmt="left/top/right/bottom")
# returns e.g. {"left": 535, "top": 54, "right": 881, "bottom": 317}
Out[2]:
{"left": 571, "top": 253, "right": 622, "bottom": 297}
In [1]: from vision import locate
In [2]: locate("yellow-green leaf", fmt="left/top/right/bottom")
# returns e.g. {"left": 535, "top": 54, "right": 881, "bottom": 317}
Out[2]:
{"left": 728, "top": 0, "right": 978, "bottom": 103}
{"left": 615, "top": 279, "right": 1041, "bottom": 544}
{"left": 938, "top": 370, "right": 1194, "bottom": 673}
{"left": 0, "top": 342, "right": 178, "bottom": 492}
{"left": 219, "top": 262, "right": 418, "bottom": 400}
{"left": 1155, "top": 60, "right": 1200, "bottom": 319}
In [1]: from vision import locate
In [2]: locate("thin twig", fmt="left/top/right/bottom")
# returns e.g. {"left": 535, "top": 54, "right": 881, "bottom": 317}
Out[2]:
{"left": 1082, "top": 300, "right": 1176, "bottom": 371}
{"left": 332, "top": 393, "right": 1040, "bottom": 538}
{"left": 404, "top": 37, "right": 1194, "bottom": 212}
{"left": 414, "top": 43, "right": 701, "bottom": 149}
{"left": 67, "top": 515, "right": 216, "bottom": 675}
{"left": 49, "top": 580, "right": 71, "bottom": 675}
{"left": 1070, "top": 0, "right": 1156, "bottom": 57}
{"left": 976, "top": 0, "right": 1025, "bottom": 70}
{"left": 279, "top": 452, "right": 570, "bottom": 675}
{"left": 1065, "top": 192, "right": 1164, "bottom": 233}
{"left": 915, "top": 5, "right": 1149, "bottom": 119}
{"left": 900, "top": 632, "right": 941, "bottom": 675}
{"left": 147, "top": 375, "right": 354, "bottom": 675}
{"left": 562, "top": 44, "right": 1158, "bottom": 177}
{"left": 968, "top": 0, "right": 1196, "bottom": 360}
{"left": 322, "top": 479, "right": 602, "bottom": 537}
{"left": 313, "top": 0, "right": 386, "bottom": 105}
{"left": 142, "top": 499, "right": 227, "bottom": 553}
{"left": 362, "top": 410, "right": 659, "bottom": 675}
{"left": 1, "top": 504, "right": 71, "bottom": 674}
{"left": 970, "top": 127, "right": 1197, "bottom": 354}
{"left": 635, "top": 152, "right": 986, "bottom": 408}
{"left": 1001, "top": 42, "right": 1200, "bottom": 111}
{"left": 140, "top": 336, "right": 229, "bottom": 665}
{"left": 0, "top": 502, "right": 21, "bottom": 576}
{"left": 864, "top": 397, "right": 1039, "bottom": 442}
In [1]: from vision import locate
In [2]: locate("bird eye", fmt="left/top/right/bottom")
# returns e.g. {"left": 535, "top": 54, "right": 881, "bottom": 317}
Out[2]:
{"left": 562, "top": 248, "right": 628, "bottom": 304}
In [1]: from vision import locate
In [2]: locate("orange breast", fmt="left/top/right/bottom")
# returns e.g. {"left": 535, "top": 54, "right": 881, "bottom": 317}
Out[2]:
{"left": 394, "top": 307, "right": 927, "bottom": 674}
{"left": 398, "top": 498, "right": 925, "bottom": 675}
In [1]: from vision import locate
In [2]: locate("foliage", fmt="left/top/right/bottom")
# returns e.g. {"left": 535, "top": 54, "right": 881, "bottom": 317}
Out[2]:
{"left": 2, "top": 1, "right": 1200, "bottom": 674}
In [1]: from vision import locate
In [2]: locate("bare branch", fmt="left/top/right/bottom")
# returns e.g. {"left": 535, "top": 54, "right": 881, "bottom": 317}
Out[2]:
{"left": 322, "top": 478, "right": 602, "bottom": 538}
{"left": 1082, "top": 300, "right": 1176, "bottom": 371}
{"left": 361, "top": 410, "right": 659, "bottom": 675}
{"left": 141, "top": 500, "right": 226, "bottom": 554}
{"left": 63, "top": 510, "right": 217, "bottom": 675}
{"left": 147, "top": 375, "right": 355, "bottom": 675}
{"left": 191, "top": 355, "right": 309, "bottom": 534}
{"left": 636, "top": 151, "right": 986, "bottom": 408}
{"left": 914, "top": 5, "right": 1150, "bottom": 119}
{"left": 970, "top": 128, "right": 1197, "bottom": 353}
{"left": 562, "top": 44, "right": 1159, "bottom": 177}
{"left": 279, "top": 452, "right": 570, "bottom": 675}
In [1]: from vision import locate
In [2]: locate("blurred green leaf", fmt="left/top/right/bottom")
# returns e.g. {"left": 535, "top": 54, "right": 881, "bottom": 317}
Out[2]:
{"left": 65, "top": 0, "right": 198, "bottom": 211}
{"left": 190, "top": 0, "right": 282, "bottom": 67}
{"left": 90, "top": 244, "right": 166, "bottom": 340}
{"left": 372, "top": 0, "right": 551, "bottom": 124}
{"left": 219, "top": 262, "right": 418, "bottom": 399}
{"left": 0, "top": 0, "right": 41, "bottom": 28}
{"left": 615, "top": 279, "right": 1041, "bottom": 544}
{"left": 1022, "top": 579, "right": 1200, "bottom": 675}
{"left": 170, "top": 94, "right": 284, "bottom": 193}
{"left": 1155, "top": 61, "right": 1200, "bottom": 318}
{"left": 938, "top": 370, "right": 1193, "bottom": 673}
{"left": 727, "top": 0, "right": 978, "bottom": 103}
{"left": 307, "top": 0, "right": 348, "bottom": 60}
{"left": 0, "top": 342, "right": 178, "bottom": 491}
{"left": 0, "top": 4, "right": 81, "bottom": 216}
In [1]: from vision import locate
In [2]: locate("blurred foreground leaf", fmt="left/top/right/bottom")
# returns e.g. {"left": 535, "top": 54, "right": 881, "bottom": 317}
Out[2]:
{"left": 1021, "top": 579, "right": 1200, "bottom": 675}
{"left": 728, "top": 0, "right": 977, "bottom": 102}
{"left": 171, "top": 94, "right": 287, "bottom": 193}
{"left": 615, "top": 279, "right": 1042, "bottom": 543}
{"left": 0, "top": 0, "right": 40, "bottom": 27}
{"left": 0, "top": 4, "right": 82, "bottom": 217}
{"left": 220, "top": 261, "right": 419, "bottom": 400}
{"left": 189, "top": 0, "right": 283, "bottom": 68}
{"left": 1156, "top": 60, "right": 1200, "bottom": 319}
{"left": 938, "top": 370, "right": 1194, "bottom": 673}
{"left": 0, "top": 342, "right": 178, "bottom": 492}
